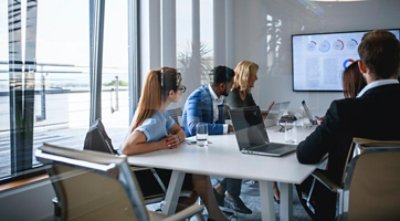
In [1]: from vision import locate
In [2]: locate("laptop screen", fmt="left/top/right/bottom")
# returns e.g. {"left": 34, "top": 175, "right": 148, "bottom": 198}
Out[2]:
{"left": 301, "top": 100, "right": 317, "bottom": 125}
{"left": 264, "top": 101, "right": 290, "bottom": 127}
{"left": 229, "top": 106, "right": 270, "bottom": 150}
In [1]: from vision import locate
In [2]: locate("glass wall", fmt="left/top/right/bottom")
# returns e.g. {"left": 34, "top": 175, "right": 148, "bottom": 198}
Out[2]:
{"left": 176, "top": 0, "right": 193, "bottom": 74}
{"left": 0, "top": 0, "right": 136, "bottom": 181}
{"left": 34, "top": 0, "right": 90, "bottom": 147}
{"left": 0, "top": 0, "right": 11, "bottom": 177}
{"left": 199, "top": 0, "right": 214, "bottom": 83}
{"left": 32, "top": 0, "right": 90, "bottom": 170}
{"left": 101, "top": 1, "right": 129, "bottom": 148}
{"left": 175, "top": 0, "right": 214, "bottom": 91}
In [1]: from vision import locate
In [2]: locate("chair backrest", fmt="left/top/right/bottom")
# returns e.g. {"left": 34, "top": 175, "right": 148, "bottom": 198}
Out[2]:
{"left": 166, "top": 107, "right": 183, "bottom": 125}
{"left": 36, "top": 143, "right": 149, "bottom": 221}
{"left": 343, "top": 139, "right": 400, "bottom": 221}
{"left": 82, "top": 120, "right": 166, "bottom": 202}
{"left": 83, "top": 119, "right": 117, "bottom": 154}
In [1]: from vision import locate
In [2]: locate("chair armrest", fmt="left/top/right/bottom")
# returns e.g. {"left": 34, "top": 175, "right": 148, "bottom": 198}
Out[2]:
{"left": 130, "top": 165, "right": 152, "bottom": 171}
{"left": 312, "top": 169, "right": 341, "bottom": 192}
{"left": 162, "top": 204, "right": 204, "bottom": 221}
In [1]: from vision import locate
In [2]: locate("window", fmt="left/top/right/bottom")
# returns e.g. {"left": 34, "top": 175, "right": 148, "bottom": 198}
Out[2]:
{"left": 0, "top": 0, "right": 138, "bottom": 181}
{"left": 0, "top": 0, "right": 11, "bottom": 178}
{"left": 33, "top": 0, "right": 90, "bottom": 157}
{"left": 199, "top": 0, "right": 214, "bottom": 82}
{"left": 101, "top": 1, "right": 129, "bottom": 148}
{"left": 176, "top": 0, "right": 214, "bottom": 91}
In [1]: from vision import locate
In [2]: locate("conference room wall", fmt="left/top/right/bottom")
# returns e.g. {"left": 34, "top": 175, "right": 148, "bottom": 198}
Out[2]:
{"left": 230, "top": 0, "right": 400, "bottom": 116}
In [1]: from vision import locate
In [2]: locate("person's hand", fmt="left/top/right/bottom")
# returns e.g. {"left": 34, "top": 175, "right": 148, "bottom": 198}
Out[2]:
{"left": 267, "top": 101, "right": 275, "bottom": 113}
{"left": 316, "top": 116, "right": 325, "bottom": 126}
{"left": 164, "top": 134, "right": 180, "bottom": 149}
{"left": 228, "top": 124, "right": 234, "bottom": 133}
{"left": 261, "top": 111, "right": 269, "bottom": 120}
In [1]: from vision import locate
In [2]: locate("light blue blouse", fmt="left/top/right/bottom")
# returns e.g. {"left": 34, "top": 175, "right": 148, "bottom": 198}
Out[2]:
{"left": 136, "top": 111, "right": 176, "bottom": 142}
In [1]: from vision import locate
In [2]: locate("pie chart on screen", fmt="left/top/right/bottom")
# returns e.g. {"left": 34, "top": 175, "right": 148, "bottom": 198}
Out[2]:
{"left": 319, "top": 40, "right": 331, "bottom": 52}
{"left": 307, "top": 41, "right": 317, "bottom": 51}
{"left": 333, "top": 39, "right": 344, "bottom": 50}
{"left": 347, "top": 39, "right": 358, "bottom": 50}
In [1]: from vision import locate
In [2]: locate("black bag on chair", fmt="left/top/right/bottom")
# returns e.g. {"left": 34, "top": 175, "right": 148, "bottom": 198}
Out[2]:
{"left": 84, "top": 119, "right": 117, "bottom": 154}
{"left": 83, "top": 119, "right": 166, "bottom": 200}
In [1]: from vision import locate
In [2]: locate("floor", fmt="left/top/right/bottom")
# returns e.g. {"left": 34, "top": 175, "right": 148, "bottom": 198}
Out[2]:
{"left": 217, "top": 179, "right": 312, "bottom": 221}
{"left": 148, "top": 178, "right": 313, "bottom": 221}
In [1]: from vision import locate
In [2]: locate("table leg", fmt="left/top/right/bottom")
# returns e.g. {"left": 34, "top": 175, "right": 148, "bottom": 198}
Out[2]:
{"left": 162, "top": 170, "right": 185, "bottom": 215}
{"left": 280, "top": 183, "right": 293, "bottom": 221}
{"left": 259, "top": 180, "right": 276, "bottom": 221}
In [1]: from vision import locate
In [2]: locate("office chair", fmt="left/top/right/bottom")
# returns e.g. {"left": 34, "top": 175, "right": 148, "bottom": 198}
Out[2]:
{"left": 166, "top": 107, "right": 183, "bottom": 125}
{"left": 83, "top": 119, "right": 167, "bottom": 203}
{"left": 299, "top": 138, "right": 400, "bottom": 221}
{"left": 36, "top": 143, "right": 204, "bottom": 221}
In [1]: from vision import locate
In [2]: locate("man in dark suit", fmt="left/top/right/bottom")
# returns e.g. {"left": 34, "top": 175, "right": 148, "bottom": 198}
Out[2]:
{"left": 296, "top": 30, "right": 400, "bottom": 221}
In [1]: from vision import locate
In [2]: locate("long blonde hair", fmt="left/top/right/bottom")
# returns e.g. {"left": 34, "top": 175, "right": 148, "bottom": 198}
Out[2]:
{"left": 233, "top": 60, "right": 259, "bottom": 94}
{"left": 130, "top": 67, "right": 181, "bottom": 132}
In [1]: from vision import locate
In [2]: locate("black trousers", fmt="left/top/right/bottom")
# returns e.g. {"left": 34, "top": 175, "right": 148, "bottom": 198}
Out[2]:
{"left": 296, "top": 176, "right": 336, "bottom": 221}
{"left": 220, "top": 178, "right": 242, "bottom": 197}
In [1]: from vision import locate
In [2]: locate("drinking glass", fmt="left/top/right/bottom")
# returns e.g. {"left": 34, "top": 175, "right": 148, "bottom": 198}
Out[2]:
{"left": 284, "top": 121, "right": 297, "bottom": 144}
{"left": 196, "top": 123, "right": 208, "bottom": 147}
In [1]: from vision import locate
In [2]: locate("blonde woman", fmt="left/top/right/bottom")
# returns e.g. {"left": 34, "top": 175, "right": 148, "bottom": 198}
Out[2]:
{"left": 122, "top": 67, "right": 227, "bottom": 221}
{"left": 214, "top": 61, "right": 280, "bottom": 215}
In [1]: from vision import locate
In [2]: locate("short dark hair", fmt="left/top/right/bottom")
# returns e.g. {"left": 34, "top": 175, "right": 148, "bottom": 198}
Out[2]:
{"left": 358, "top": 30, "right": 400, "bottom": 79}
{"left": 210, "top": 65, "right": 235, "bottom": 86}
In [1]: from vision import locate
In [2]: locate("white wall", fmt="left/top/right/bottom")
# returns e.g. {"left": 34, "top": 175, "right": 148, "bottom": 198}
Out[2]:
{"left": 231, "top": 0, "right": 400, "bottom": 116}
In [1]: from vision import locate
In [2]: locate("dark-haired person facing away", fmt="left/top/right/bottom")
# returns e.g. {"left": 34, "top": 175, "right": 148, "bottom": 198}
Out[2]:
{"left": 122, "top": 67, "right": 228, "bottom": 221}
{"left": 296, "top": 30, "right": 400, "bottom": 221}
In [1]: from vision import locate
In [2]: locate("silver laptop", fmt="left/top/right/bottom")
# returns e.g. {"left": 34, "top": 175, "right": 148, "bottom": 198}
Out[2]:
{"left": 229, "top": 106, "right": 297, "bottom": 157}
{"left": 301, "top": 100, "right": 317, "bottom": 125}
{"left": 264, "top": 101, "right": 290, "bottom": 127}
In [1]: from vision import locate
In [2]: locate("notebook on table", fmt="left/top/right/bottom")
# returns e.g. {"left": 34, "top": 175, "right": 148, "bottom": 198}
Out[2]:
{"left": 264, "top": 101, "right": 290, "bottom": 127}
{"left": 229, "top": 106, "right": 297, "bottom": 157}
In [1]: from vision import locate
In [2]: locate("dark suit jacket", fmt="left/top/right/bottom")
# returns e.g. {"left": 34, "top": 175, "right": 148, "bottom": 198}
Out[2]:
{"left": 225, "top": 88, "right": 256, "bottom": 108}
{"left": 182, "top": 85, "right": 225, "bottom": 136}
{"left": 297, "top": 83, "right": 400, "bottom": 184}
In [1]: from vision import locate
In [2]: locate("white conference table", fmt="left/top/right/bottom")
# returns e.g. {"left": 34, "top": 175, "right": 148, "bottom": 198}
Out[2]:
{"left": 127, "top": 125, "right": 317, "bottom": 221}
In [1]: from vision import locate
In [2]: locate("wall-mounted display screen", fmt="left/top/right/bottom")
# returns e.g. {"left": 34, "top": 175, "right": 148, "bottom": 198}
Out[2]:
{"left": 292, "top": 29, "right": 400, "bottom": 92}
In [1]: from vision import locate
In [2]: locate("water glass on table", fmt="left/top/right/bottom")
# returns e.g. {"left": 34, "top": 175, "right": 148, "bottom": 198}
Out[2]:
{"left": 284, "top": 121, "right": 297, "bottom": 144}
{"left": 196, "top": 123, "right": 208, "bottom": 147}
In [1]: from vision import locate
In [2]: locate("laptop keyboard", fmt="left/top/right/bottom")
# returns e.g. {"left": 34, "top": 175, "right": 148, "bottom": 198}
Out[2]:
{"left": 251, "top": 143, "right": 285, "bottom": 151}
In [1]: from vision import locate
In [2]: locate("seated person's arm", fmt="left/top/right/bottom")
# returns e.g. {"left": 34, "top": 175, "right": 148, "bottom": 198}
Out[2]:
{"left": 122, "top": 130, "right": 175, "bottom": 155}
{"left": 297, "top": 102, "right": 340, "bottom": 164}
{"left": 168, "top": 123, "right": 186, "bottom": 144}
